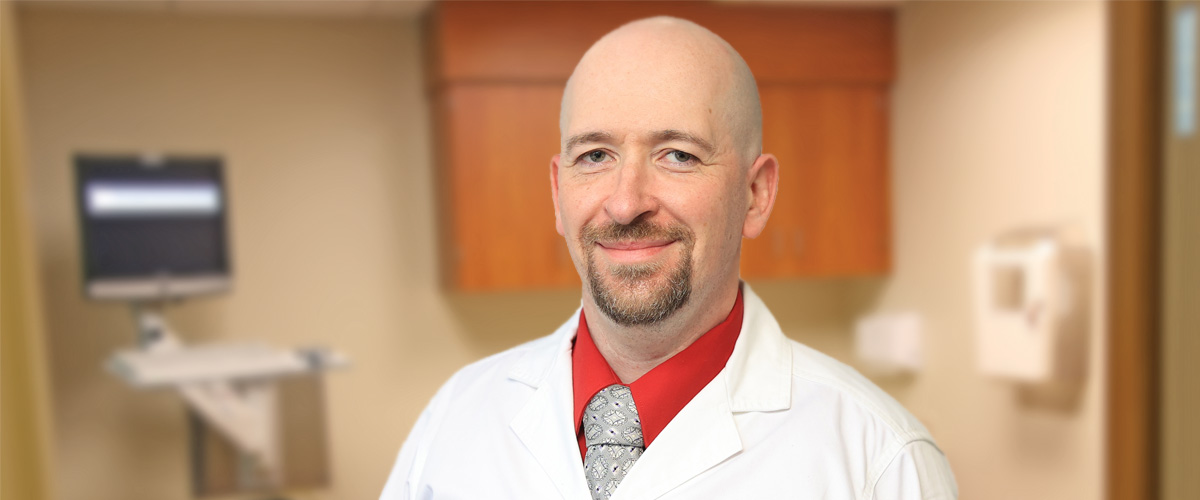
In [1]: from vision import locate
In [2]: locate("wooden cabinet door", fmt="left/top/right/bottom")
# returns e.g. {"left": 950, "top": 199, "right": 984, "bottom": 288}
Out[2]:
{"left": 741, "top": 85, "right": 891, "bottom": 278}
{"left": 441, "top": 84, "right": 580, "bottom": 290}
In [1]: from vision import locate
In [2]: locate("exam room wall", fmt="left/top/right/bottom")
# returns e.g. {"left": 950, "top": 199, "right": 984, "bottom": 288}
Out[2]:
{"left": 17, "top": 9, "right": 480, "bottom": 500}
{"left": 13, "top": 8, "right": 857, "bottom": 500}
{"left": 856, "top": 2, "right": 1108, "bottom": 499}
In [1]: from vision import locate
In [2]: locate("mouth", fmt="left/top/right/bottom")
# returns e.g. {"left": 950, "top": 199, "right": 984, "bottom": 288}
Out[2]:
{"left": 595, "top": 239, "right": 676, "bottom": 264}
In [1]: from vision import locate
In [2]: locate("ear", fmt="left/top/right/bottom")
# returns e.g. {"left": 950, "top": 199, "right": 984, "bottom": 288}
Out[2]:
{"left": 550, "top": 154, "right": 565, "bottom": 236}
{"left": 742, "top": 153, "right": 779, "bottom": 239}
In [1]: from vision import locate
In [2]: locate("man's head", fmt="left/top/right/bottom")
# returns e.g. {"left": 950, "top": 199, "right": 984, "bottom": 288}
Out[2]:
{"left": 551, "top": 16, "right": 778, "bottom": 328}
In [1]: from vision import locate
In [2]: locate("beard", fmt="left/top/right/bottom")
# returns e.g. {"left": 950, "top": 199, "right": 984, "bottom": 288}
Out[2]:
{"left": 580, "top": 219, "right": 695, "bottom": 327}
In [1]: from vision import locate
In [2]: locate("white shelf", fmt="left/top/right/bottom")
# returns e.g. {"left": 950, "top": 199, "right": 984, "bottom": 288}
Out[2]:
{"left": 109, "top": 343, "right": 347, "bottom": 388}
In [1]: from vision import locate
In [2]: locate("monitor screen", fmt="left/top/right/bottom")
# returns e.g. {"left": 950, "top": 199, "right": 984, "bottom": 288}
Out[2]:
{"left": 75, "top": 155, "right": 232, "bottom": 300}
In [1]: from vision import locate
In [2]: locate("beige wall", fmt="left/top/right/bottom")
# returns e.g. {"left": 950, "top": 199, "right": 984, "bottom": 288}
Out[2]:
{"left": 18, "top": 9, "right": 476, "bottom": 500}
{"left": 17, "top": 2, "right": 1108, "bottom": 499}
{"left": 865, "top": 1, "right": 1108, "bottom": 499}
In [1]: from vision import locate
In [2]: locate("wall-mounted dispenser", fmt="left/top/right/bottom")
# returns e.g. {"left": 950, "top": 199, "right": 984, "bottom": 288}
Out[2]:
{"left": 972, "top": 230, "right": 1083, "bottom": 382}
{"left": 855, "top": 312, "right": 923, "bottom": 376}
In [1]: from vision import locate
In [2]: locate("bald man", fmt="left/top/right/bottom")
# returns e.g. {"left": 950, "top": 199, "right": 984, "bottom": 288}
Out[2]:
{"left": 382, "top": 17, "right": 957, "bottom": 500}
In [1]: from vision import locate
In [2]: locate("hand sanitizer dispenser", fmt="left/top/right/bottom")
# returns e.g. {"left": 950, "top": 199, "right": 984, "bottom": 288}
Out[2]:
{"left": 972, "top": 233, "right": 1077, "bottom": 382}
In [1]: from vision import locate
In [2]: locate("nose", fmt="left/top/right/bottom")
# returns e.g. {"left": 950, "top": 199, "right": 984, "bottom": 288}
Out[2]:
{"left": 603, "top": 159, "right": 657, "bottom": 226}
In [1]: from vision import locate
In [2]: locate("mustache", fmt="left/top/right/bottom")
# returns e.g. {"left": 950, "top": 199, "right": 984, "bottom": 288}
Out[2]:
{"left": 579, "top": 218, "right": 694, "bottom": 247}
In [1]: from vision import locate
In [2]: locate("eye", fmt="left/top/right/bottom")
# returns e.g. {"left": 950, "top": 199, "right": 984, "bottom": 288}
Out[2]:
{"left": 660, "top": 150, "right": 700, "bottom": 169}
{"left": 576, "top": 149, "right": 613, "bottom": 166}
{"left": 666, "top": 151, "right": 695, "bottom": 163}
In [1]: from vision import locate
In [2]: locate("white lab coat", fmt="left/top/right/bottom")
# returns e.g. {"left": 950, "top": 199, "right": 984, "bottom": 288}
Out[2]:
{"left": 381, "top": 285, "right": 957, "bottom": 499}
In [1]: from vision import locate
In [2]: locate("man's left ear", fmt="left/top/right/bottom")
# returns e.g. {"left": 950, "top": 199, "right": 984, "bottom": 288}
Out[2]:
{"left": 742, "top": 153, "right": 779, "bottom": 239}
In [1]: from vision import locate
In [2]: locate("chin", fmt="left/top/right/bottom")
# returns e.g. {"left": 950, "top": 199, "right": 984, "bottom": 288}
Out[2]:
{"left": 587, "top": 249, "right": 693, "bottom": 327}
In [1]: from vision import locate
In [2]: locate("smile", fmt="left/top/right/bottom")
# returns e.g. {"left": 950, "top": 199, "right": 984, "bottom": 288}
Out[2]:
{"left": 595, "top": 240, "right": 676, "bottom": 264}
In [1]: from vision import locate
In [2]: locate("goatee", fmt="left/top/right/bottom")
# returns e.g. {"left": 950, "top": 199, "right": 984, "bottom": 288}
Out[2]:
{"left": 580, "top": 219, "right": 694, "bottom": 326}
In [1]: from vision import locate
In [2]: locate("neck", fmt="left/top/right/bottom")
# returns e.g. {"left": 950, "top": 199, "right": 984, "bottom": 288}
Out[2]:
{"left": 585, "top": 277, "right": 740, "bottom": 383}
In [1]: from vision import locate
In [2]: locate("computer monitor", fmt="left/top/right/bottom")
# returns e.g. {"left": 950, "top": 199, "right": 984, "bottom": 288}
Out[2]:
{"left": 75, "top": 155, "right": 232, "bottom": 300}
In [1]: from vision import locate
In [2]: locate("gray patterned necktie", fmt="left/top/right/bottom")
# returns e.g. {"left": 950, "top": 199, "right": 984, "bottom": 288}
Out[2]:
{"left": 582, "top": 384, "right": 644, "bottom": 500}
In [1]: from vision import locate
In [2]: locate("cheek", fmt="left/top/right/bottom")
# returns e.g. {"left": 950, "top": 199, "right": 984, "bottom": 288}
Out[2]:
{"left": 559, "top": 177, "right": 609, "bottom": 217}
{"left": 700, "top": 183, "right": 750, "bottom": 257}
{"left": 557, "top": 183, "right": 597, "bottom": 240}
{"left": 664, "top": 186, "right": 739, "bottom": 252}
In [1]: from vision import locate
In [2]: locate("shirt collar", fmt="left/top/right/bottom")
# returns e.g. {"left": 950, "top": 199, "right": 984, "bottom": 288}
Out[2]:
{"left": 572, "top": 286, "right": 744, "bottom": 448}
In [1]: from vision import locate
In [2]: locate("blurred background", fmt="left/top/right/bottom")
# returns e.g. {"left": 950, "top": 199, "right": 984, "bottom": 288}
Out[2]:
{"left": 1, "top": 1, "right": 1195, "bottom": 500}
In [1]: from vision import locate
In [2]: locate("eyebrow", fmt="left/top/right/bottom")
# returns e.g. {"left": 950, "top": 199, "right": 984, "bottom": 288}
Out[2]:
{"left": 651, "top": 129, "right": 716, "bottom": 157}
{"left": 563, "top": 131, "right": 615, "bottom": 154}
{"left": 563, "top": 129, "right": 716, "bottom": 157}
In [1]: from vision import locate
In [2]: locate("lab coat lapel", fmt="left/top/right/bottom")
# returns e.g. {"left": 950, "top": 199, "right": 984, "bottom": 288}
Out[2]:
{"left": 612, "top": 284, "right": 793, "bottom": 499}
{"left": 508, "top": 311, "right": 591, "bottom": 500}
{"left": 610, "top": 373, "right": 742, "bottom": 500}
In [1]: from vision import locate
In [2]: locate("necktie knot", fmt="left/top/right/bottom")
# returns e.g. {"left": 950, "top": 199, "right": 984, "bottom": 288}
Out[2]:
{"left": 582, "top": 384, "right": 644, "bottom": 500}
{"left": 583, "top": 384, "right": 644, "bottom": 448}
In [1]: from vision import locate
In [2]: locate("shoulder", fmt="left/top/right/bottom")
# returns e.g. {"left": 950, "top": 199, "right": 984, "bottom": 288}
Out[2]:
{"left": 787, "top": 340, "right": 934, "bottom": 444}
{"left": 425, "top": 310, "right": 577, "bottom": 405}
{"left": 738, "top": 284, "right": 935, "bottom": 445}
{"left": 381, "top": 313, "right": 578, "bottom": 500}
{"left": 783, "top": 339, "right": 957, "bottom": 499}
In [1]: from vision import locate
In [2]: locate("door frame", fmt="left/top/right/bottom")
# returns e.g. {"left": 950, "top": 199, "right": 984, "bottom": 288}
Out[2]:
{"left": 1107, "top": 2, "right": 1164, "bottom": 500}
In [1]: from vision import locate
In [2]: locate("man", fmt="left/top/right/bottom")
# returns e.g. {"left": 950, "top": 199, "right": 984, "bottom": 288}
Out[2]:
{"left": 382, "top": 16, "right": 957, "bottom": 500}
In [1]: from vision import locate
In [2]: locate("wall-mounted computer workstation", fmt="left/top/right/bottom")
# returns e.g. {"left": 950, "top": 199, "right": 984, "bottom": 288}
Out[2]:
{"left": 76, "top": 154, "right": 345, "bottom": 495}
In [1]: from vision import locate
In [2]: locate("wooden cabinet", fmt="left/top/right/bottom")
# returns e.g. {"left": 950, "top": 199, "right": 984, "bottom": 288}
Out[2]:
{"left": 429, "top": 2, "right": 894, "bottom": 291}
{"left": 742, "top": 86, "right": 891, "bottom": 278}
{"left": 440, "top": 84, "right": 579, "bottom": 290}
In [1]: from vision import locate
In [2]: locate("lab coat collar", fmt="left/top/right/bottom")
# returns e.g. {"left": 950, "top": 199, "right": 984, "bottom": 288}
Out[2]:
{"left": 724, "top": 283, "right": 794, "bottom": 413}
{"left": 507, "top": 283, "right": 792, "bottom": 408}
{"left": 506, "top": 283, "right": 793, "bottom": 499}
{"left": 508, "top": 309, "right": 589, "bottom": 499}
{"left": 507, "top": 308, "right": 580, "bottom": 389}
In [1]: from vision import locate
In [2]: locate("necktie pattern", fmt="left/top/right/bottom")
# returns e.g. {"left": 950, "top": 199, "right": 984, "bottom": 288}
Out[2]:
{"left": 582, "top": 384, "right": 644, "bottom": 500}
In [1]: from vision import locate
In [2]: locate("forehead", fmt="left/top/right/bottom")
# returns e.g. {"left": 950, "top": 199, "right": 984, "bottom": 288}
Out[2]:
{"left": 561, "top": 30, "right": 738, "bottom": 148}
{"left": 564, "top": 81, "right": 722, "bottom": 146}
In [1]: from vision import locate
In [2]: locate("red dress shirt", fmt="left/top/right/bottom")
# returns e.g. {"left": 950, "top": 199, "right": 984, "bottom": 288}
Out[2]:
{"left": 572, "top": 287, "right": 744, "bottom": 459}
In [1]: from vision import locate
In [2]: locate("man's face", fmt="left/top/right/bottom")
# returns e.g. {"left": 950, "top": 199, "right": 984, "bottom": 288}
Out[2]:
{"left": 551, "top": 59, "right": 750, "bottom": 326}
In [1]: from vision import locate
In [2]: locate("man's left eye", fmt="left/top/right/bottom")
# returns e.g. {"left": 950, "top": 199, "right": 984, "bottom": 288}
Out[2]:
{"left": 665, "top": 151, "right": 695, "bottom": 163}
{"left": 585, "top": 150, "right": 609, "bottom": 163}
